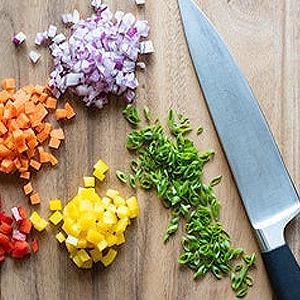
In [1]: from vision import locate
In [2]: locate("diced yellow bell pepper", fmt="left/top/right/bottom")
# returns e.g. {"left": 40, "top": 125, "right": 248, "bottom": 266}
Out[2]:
{"left": 86, "top": 229, "right": 105, "bottom": 245}
{"left": 106, "top": 189, "right": 119, "bottom": 200}
{"left": 105, "top": 233, "right": 118, "bottom": 247}
{"left": 101, "top": 197, "right": 112, "bottom": 208}
{"left": 101, "top": 249, "right": 117, "bottom": 267}
{"left": 107, "top": 203, "right": 117, "bottom": 214}
{"left": 90, "top": 248, "right": 102, "bottom": 263}
{"left": 66, "top": 235, "right": 79, "bottom": 247}
{"left": 82, "top": 259, "right": 93, "bottom": 269}
{"left": 49, "top": 199, "right": 62, "bottom": 211}
{"left": 103, "top": 211, "right": 117, "bottom": 225}
{"left": 126, "top": 196, "right": 139, "bottom": 218}
{"left": 93, "top": 169, "right": 106, "bottom": 181}
{"left": 97, "top": 240, "right": 108, "bottom": 252}
{"left": 77, "top": 249, "right": 91, "bottom": 263}
{"left": 30, "top": 211, "right": 48, "bottom": 232}
{"left": 79, "top": 199, "right": 93, "bottom": 212}
{"left": 114, "top": 218, "right": 129, "bottom": 234}
{"left": 115, "top": 233, "right": 125, "bottom": 245}
{"left": 56, "top": 232, "right": 66, "bottom": 243}
{"left": 83, "top": 176, "right": 95, "bottom": 188}
{"left": 62, "top": 218, "right": 74, "bottom": 235}
{"left": 77, "top": 239, "right": 87, "bottom": 248}
{"left": 116, "top": 206, "right": 130, "bottom": 219}
{"left": 94, "top": 159, "right": 109, "bottom": 174}
{"left": 94, "top": 202, "right": 104, "bottom": 217}
{"left": 49, "top": 211, "right": 63, "bottom": 225}
{"left": 73, "top": 254, "right": 83, "bottom": 268}
{"left": 65, "top": 242, "right": 77, "bottom": 257}
{"left": 113, "top": 195, "right": 126, "bottom": 207}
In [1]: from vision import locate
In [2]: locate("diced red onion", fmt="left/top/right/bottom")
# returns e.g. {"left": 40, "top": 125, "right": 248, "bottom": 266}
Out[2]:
{"left": 46, "top": 2, "right": 153, "bottom": 108}
{"left": 29, "top": 51, "right": 41, "bottom": 64}
{"left": 12, "top": 229, "right": 26, "bottom": 241}
{"left": 48, "top": 25, "right": 58, "bottom": 38}
{"left": 35, "top": 31, "right": 49, "bottom": 45}
{"left": 12, "top": 32, "right": 26, "bottom": 46}
{"left": 11, "top": 207, "right": 22, "bottom": 222}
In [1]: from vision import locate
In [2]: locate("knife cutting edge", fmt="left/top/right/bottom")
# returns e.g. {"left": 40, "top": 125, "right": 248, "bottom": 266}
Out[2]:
{"left": 178, "top": 0, "right": 300, "bottom": 299}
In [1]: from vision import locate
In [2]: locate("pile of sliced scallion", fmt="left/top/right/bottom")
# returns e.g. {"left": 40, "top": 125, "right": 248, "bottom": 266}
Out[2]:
{"left": 119, "top": 105, "right": 256, "bottom": 298}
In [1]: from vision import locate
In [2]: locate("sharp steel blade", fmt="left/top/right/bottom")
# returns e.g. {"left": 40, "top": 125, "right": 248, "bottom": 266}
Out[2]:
{"left": 179, "top": 0, "right": 300, "bottom": 251}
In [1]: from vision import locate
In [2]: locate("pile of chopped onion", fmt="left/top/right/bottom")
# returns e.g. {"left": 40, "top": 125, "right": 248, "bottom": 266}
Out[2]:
{"left": 47, "top": 3, "right": 153, "bottom": 108}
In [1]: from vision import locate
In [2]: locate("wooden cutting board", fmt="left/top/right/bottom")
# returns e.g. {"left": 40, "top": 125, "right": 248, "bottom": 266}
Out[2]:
{"left": 0, "top": 1, "right": 298, "bottom": 299}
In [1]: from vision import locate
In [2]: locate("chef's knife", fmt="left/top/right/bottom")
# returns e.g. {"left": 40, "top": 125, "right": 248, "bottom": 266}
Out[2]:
{"left": 178, "top": 0, "right": 300, "bottom": 299}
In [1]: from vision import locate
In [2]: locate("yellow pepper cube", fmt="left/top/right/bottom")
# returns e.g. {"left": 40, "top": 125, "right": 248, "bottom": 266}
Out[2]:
{"left": 101, "top": 249, "right": 118, "bottom": 267}
{"left": 66, "top": 235, "right": 79, "bottom": 247}
{"left": 105, "top": 233, "right": 118, "bottom": 247}
{"left": 30, "top": 212, "right": 48, "bottom": 232}
{"left": 93, "top": 169, "right": 106, "bottom": 181}
{"left": 73, "top": 254, "right": 84, "bottom": 268}
{"left": 126, "top": 196, "right": 139, "bottom": 218}
{"left": 107, "top": 203, "right": 117, "bottom": 214}
{"left": 86, "top": 229, "right": 105, "bottom": 245}
{"left": 103, "top": 211, "right": 117, "bottom": 225}
{"left": 116, "top": 206, "right": 130, "bottom": 219}
{"left": 82, "top": 259, "right": 93, "bottom": 269}
{"left": 77, "top": 249, "right": 91, "bottom": 263}
{"left": 97, "top": 240, "right": 108, "bottom": 252}
{"left": 83, "top": 176, "right": 95, "bottom": 188}
{"left": 94, "top": 202, "right": 104, "bottom": 218}
{"left": 49, "top": 199, "right": 62, "bottom": 211}
{"left": 62, "top": 218, "right": 74, "bottom": 235}
{"left": 94, "top": 159, "right": 109, "bottom": 174}
{"left": 63, "top": 202, "right": 79, "bottom": 219}
{"left": 114, "top": 218, "right": 129, "bottom": 234}
{"left": 77, "top": 239, "right": 87, "bottom": 249}
{"left": 116, "top": 233, "right": 125, "bottom": 245}
{"left": 101, "top": 197, "right": 112, "bottom": 208}
{"left": 79, "top": 199, "right": 93, "bottom": 212}
{"left": 56, "top": 232, "right": 66, "bottom": 244}
{"left": 96, "top": 221, "right": 111, "bottom": 232}
{"left": 69, "top": 223, "right": 82, "bottom": 237}
{"left": 113, "top": 196, "right": 126, "bottom": 207}
{"left": 106, "top": 189, "right": 119, "bottom": 200}
{"left": 65, "top": 242, "right": 77, "bottom": 256}
{"left": 90, "top": 248, "right": 102, "bottom": 263}
{"left": 49, "top": 211, "right": 63, "bottom": 225}
{"left": 79, "top": 215, "right": 96, "bottom": 231}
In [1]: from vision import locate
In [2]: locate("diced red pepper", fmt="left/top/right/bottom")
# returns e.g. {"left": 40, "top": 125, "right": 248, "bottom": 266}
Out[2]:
{"left": 0, "top": 222, "right": 12, "bottom": 235}
{"left": 0, "top": 254, "right": 5, "bottom": 263}
{"left": 11, "top": 241, "right": 31, "bottom": 258}
{"left": 0, "top": 246, "right": 5, "bottom": 256}
{"left": 19, "top": 219, "right": 32, "bottom": 234}
{"left": 18, "top": 206, "right": 27, "bottom": 219}
{"left": 0, "top": 233, "right": 11, "bottom": 252}
{"left": 0, "top": 213, "right": 13, "bottom": 225}
{"left": 31, "top": 239, "right": 39, "bottom": 253}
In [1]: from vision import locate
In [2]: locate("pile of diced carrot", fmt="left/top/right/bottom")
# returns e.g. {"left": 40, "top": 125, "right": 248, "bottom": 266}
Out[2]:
{"left": 0, "top": 78, "right": 76, "bottom": 205}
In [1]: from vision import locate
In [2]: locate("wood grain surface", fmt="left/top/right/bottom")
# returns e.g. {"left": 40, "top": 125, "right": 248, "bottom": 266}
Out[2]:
{"left": 0, "top": 0, "right": 299, "bottom": 299}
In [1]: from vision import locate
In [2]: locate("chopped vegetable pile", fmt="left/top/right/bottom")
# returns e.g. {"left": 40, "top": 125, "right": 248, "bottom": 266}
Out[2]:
{"left": 51, "top": 159, "right": 139, "bottom": 269}
{"left": 0, "top": 79, "right": 76, "bottom": 205}
{"left": 33, "top": 0, "right": 154, "bottom": 108}
{"left": 0, "top": 202, "right": 38, "bottom": 262}
{"left": 119, "top": 106, "right": 256, "bottom": 298}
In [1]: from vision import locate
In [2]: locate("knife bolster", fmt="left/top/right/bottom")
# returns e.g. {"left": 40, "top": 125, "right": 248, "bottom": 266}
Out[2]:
{"left": 255, "top": 221, "right": 285, "bottom": 252}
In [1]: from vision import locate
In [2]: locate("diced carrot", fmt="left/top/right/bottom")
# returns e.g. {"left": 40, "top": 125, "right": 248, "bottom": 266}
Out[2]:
{"left": 55, "top": 109, "right": 68, "bottom": 121}
{"left": 16, "top": 113, "right": 30, "bottom": 129}
{"left": 39, "top": 151, "right": 50, "bottom": 163}
{"left": 1, "top": 159, "right": 15, "bottom": 173}
{"left": 49, "top": 153, "right": 58, "bottom": 166}
{"left": 20, "top": 172, "right": 30, "bottom": 180}
{"left": 33, "top": 85, "right": 44, "bottom": 95}
{"left": 30, "top": 192, "right": 41, "bottom": 205}
{"left": 39, "top": 93, "right": 48, "bottom": 103}
{"left": 0, "top": 144, "right": 11, "bottom": 157}
{"left": 13, "top": 158, "right": 21, "bottom": 169}
{"left": 45, "top": 97, "right": 57, "bottom": 110}
{"left": 0, "top": 90, "right": 12, "bottom": 104}
{"left": 64, "top": 102, "right": 76, "bottom": 119}
{"left": 2, "top": 79, "right": 15, "bottom": 91}
{"left": 23, "top": 182, "right": 33, "bottom": 195}
{"left": 37, "top": 131, "right": 49, "bottom": 143}
{"left": 50, "top": 128, "right": 64, "bottom": 140}
{"left": 35, "top": 123, "right": 45, "bottom": 133}
{"left": 24, "top": 101, "right": 35, "bottom": 114}
{"left": 22, "top": 85, "right": 35, "bottom": 95}
{"left": 29, "top": 159, "right": 41, "bottom": 171}
{"left": 0, "top": 121, "right": 7, "bottom": 134}
{"left": 48, "top": 137, "right": 61, "bottom": 149}
{"left": 18, "top": 206, "right": 27, "bottom": 219}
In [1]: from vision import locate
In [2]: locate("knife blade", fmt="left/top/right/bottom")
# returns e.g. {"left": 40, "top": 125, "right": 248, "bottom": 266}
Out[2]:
{"left": 178, "top": 0, "right": 300, "bottom": 299}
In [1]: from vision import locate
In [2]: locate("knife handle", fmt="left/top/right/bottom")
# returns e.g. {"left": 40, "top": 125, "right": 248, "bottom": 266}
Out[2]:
{"left": 262, "top": 244, "right": 300, "bottom": 300}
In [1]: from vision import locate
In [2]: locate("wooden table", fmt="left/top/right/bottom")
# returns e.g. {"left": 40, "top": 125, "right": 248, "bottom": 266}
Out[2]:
{"left": 0, "top": 0, "right": 298, "bottom": 299}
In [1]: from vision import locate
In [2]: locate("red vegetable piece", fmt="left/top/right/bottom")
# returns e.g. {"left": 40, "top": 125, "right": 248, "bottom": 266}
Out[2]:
{"left": 18, "top": 206, "right": 27, "bottom": 219}
{"left": 0, "top": 254, "right": 5, "bottom": 263}
{"left": 11, "top": 241, "right": 31, "bottom": 258}
{"left": 0, "top": 213, "right": 13, "bottom": 225}
{"left": 31, "top": 239, "right": 39, "bottom": 253}
{"left": 19, "top": 219, "right": 32, "bottom": 234}
{"left": 0, "top": 233, "right": 11, "bottom": 252}
{"left": 0, "top": 222, "right": 12, "bottom": 235}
